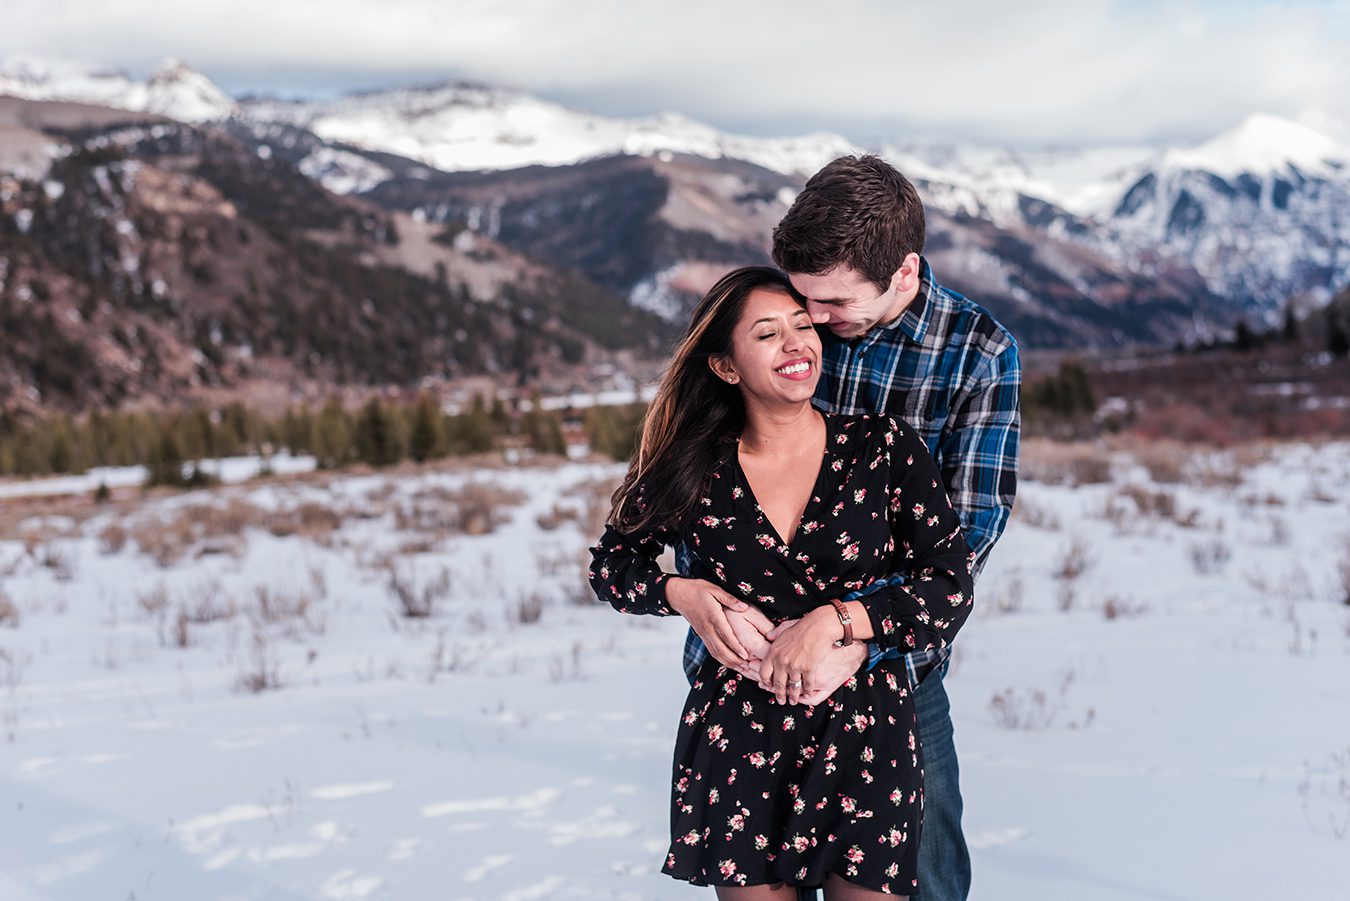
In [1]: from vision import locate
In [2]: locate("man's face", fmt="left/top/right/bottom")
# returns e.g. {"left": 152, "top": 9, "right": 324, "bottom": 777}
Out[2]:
{"left": 787, "top": 263, "right": 909, "bottom": 340}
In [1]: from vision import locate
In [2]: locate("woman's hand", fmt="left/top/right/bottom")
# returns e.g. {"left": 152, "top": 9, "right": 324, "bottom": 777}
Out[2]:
{"left": 725, "top": 605, "right": 774, "bottom": 680}
{"left": 759, "top": 606, "right": 844, "bottom": 704}
{"left": 665, "top": 577, "right": 755, "bottom": 668}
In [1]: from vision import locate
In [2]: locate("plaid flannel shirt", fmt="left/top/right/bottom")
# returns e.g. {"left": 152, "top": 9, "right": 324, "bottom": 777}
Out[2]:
{"left": 681, "top": 257, "right": 1021, "bottom": 686}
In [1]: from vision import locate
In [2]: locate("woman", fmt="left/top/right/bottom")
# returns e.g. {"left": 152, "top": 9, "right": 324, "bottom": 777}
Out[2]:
{"left": 589, "top": 267, "right": 974, "bottom": 899}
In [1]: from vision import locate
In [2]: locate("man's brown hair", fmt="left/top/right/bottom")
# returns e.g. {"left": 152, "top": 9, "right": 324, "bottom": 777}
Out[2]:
{"left": 771, "top": 154, "right": 926, "bottom": 293}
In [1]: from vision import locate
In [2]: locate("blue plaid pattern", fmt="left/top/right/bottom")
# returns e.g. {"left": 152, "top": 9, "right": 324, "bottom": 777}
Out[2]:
{"left": 681, "top": 257, "right": 1021, "bottom": 686}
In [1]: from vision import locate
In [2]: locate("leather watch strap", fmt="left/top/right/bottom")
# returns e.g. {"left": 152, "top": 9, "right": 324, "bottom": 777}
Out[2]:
{"left": 828, "top": 598, "right": 854, "bottom": 647}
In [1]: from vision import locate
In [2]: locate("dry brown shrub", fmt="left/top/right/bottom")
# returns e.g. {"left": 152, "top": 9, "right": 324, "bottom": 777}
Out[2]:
{"left": 1186, "top": 456, "right": 1244, "bottom": 490}
{"left": 235, "top": 630, "right": 283, "bottom": 693}
{"left": 132, "top": 516, "right": 193, "bottom": 568}
{"left": 536, "top": 504, "right": 578, "bottom": 531}
{"left": 252, "top": 586, "right": 324, "bottom": 637}
{"left": 511, "top": 589, "right": 546, "bottom": 624}
{"left": 1102, "top": 595, "right": 1149, "bottom": 619}
{"left": 136, "top": 584, "right": 170, "bottom": 618}
{"left": 98, "top": 522, "right": 129, "bottom": 554}
{"left": 1010, "top": 498, "right": 1060, "bottom": 530}
{"left": 1019, "top": 440, "right": 1113, "bottom": 486}
{"left": 1337, "top": 537, "right": 1350, "bottom": 607}
{"left": 396, "top": 483, "right": 525, "bottom": 536}
{"left": 180, "top": 580, "right": 237, "bottom": 624}
{"left": 1055, "top": 537, "right": 1094, "bottom": 581}
{"left": 1189, "top": 538, "right": 1233, "bottom": 575}
{"left": 1117, "top": 485, "right": 1177, "bottom": 520}
{"left": 0, "top": 589, "right": 19, "bottom": 628}
{"left": 266, "top": 502, "right": 344, "bottom": 540}
{"left": 386, "top": 564, "right": 452, "bottom": 618}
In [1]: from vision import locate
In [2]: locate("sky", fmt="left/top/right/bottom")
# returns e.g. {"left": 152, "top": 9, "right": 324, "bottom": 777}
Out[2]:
{"left": 4, "top": 0, "right": 1350, "bottom": 147}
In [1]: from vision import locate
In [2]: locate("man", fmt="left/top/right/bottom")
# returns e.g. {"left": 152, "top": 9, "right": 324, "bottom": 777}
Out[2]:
{"left": 665, "top": 154, "right": 1020, "bottom": 901}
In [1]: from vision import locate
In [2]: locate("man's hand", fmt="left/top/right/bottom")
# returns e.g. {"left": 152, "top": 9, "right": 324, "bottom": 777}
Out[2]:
{"left": 666, "top": 577, "right": 756, "bottom": 668}
{"left": 760, "top": 616, "right": 869, "bottom": 705}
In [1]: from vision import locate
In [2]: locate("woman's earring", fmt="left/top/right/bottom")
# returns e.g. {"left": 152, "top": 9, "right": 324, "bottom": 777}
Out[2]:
{"left": 726, "top": 375, "right": 739, "bottom": 384}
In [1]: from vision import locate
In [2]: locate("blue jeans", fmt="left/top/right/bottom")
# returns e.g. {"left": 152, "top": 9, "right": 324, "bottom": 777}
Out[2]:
{"left": 796, "top": 664, "right": 970, "bottom": 901}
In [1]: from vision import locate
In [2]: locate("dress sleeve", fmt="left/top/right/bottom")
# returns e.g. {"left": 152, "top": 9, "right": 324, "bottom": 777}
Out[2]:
{"left": 588, "top": 494, "right": 680, "bottom": 616}
{"left": 856, "top": 416, "right": 977, "bottom": 653}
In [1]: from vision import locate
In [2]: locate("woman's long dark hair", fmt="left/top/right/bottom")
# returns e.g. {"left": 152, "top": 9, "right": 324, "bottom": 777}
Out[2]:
{"left": 610, "top": 266, "right": 807, "bottom": 533}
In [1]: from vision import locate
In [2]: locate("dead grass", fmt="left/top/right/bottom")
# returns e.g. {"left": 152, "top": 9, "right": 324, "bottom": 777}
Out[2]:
{"left": 511, "top": 588, "right": 546, "bottom": 625}
{"left": 1010, "top": 499, "right": 1060, "bottom": 531}
{"left": 395, "top": 483, "right": 526, "bottom": 536}
{"left": 1019, "top": 439, "right": 1113, "bottom": 486}
{"left": 235, "top": 630, "right": 283, "bottom": 693}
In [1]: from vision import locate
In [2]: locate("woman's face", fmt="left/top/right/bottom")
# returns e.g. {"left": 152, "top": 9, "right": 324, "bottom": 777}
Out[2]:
{"left": 716, "top": 287, "right": 822, "bottom": 408}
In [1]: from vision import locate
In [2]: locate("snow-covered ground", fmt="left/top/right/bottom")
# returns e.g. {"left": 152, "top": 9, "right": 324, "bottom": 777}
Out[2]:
{"left": 1, "top": 442, "right": 1348, "bottom": 900}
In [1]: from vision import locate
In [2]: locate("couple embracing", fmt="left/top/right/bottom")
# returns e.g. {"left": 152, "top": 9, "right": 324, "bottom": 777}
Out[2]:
{"left": 590, "top": 154, "right": 1021, "bottom": 900}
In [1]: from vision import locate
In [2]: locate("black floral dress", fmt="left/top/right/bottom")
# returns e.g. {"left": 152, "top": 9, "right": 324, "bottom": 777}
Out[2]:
{"left": 589, "top": 414, "right": 975, "bottom": 894}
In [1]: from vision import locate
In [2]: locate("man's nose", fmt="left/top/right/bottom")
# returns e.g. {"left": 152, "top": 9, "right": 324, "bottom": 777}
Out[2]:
{"left": 807, "top": 302, "right": 831, "bottom": 324}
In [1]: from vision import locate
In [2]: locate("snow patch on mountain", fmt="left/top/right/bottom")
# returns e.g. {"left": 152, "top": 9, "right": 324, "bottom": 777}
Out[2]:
{"left": 0, "top": 56, "right": 237, "bottom": 122}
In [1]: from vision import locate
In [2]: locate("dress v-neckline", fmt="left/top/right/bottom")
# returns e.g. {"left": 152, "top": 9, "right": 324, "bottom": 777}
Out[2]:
{"left": 734, "top": 413, "right": 833, "bottom": 549}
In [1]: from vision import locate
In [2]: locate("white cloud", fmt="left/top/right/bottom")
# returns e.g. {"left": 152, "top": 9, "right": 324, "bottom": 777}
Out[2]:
{"left": 3, "top": 0, "right": 1348, "bottom": 145}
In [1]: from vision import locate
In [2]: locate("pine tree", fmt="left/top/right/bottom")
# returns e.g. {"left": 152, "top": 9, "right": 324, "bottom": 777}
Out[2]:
{"left": 311, "top": 399, "right": 351, "bottom": 470}
{"left": 409, "top": 393, "right": 442, "bottom": 463}
{"left": 354, "top": 398, "right": 401, "bottom": 467}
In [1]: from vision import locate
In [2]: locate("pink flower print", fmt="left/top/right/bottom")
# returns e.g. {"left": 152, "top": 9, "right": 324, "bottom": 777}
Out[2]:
{"left": 728, "top": 813, "right": 746, "bottom": 832}
{"left": 707, "top": 724, "right": 724, "bottom": 744}
{"left": 825, "top": 744, "right": 838, "bottom": 761}
{"left": 840, "top": 795, "right": 858, "bottom": 814}
{"left": 796, "top": 866, "right": 809, "bottom": 881}
{"left": 757, "top": 595, "right": 774, "bottom": 605}
{"left": 906, "top": 454, "right": 914, "bottom": 465}
{"left": 831, "top": 501, "right": 845, "bottom": 517}
{"left": 908, "top": 732, "right": 918, "bottom": 750}
{"left": 748, "top": 751, "right": 767, "bottom": 768}
{"left": 737, "top": 581, "right": 753, "bottom": 595}
{"left": 853, "top": 488, "right": 866, "bottom": 504}
{"left": 835, "top": 432, "right": 848, "bottom": 444}
{"left": 890, "top": 788, "right": 904, "bottom": 805}
{"left": 860, "top": 746, "right": 874, "bottom": 763}
{"left": 792, "top": 582, "right": 806, "bottom": 595}
{"left": 881, "top": 616, "right": 895, "bottom": 636}
{"left": 800, "top": 520, "right": 820, "bottom": 533}
{"left": 753, "top": 833, "right": 769, "bottom": 850}
{"left": 831, "top": 458, "right": 844, "bottom": 472}
{"left": 723, "top": 678, "right": 738, "bottom": 696}
{"left": 750, "top": 721, "right": 764, "bottom": 732}
{"left": 948, "top": 591, "right": 966, "bottom": 607}
{"left": 757, "top": 533, "right": 776, "bottom": 550}
{"left": 708, "top": 787, "right": 720, "bottom": 804}
{"left": 742, "top": 700, "right": 754, "bottom": 717}
{"left": 782, "top": 716, "right": 796, "bottom": 731}
{"left": 732, "top": 486, "right": 743, "bottom": 498}
{"left": 852, "top": 713, "right": 870, "bottom": 731}
{"left": 683, "top": 709, "right": 699, "bottom": 726}
{"left": 841, "top": 542, "right": 860, "bottom": 561}
{"left": 727, "top": 768, "right": 738, "bottom": 784}
{"left": 676, "top": 776, "right": 689, "bottom": 793}
{"left": 719, "top": 859, "right": 737, "bottom": 879}
{"left": 927, "top": 514, "right": 940, "bottom": 526}
{"left": 801, "top": 745, "right": 816, "bottom": 760}
{"left": 846, "top": 845, "right": 865, "bottom": 863}
{"left": 791, "top": 834, "right": 811, "bottom": 852}
{"left": 912, "top": 502, "right": 926, "bottom": 519}
{"left": 886, "top": 862, "right": 900, "bottom": 877}
{"left": 680, "top": 830, "right": 701, "bottom": 845}
{"left": 793, "top": 797, "right": 805, "bottom": 814}
{"left": 701, "top": 515, "right": 722, "bottom": 527}
{"left": 885, "top": 827, "right": 905, "bottom": 847}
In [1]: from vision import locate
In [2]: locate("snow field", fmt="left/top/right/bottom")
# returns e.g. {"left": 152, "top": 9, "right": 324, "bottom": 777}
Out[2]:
{"left": 0, "top": 442, "right": 1347, "bottom": 899}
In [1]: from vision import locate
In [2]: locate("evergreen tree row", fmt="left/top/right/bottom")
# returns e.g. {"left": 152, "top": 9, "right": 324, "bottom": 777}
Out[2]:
{"left": 0, "top": 394, "right": 645, "bottom": 482}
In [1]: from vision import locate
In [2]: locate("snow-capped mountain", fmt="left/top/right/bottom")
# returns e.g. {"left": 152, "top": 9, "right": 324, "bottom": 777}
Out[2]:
{"left": 243, "top": 84, "right": 859, "bottom": 178}
{"left": 1105, "top": 113, "right": 1350, "bottom": 311}
{"left": 0, "top": 56, "right": 237, "bottom": 122}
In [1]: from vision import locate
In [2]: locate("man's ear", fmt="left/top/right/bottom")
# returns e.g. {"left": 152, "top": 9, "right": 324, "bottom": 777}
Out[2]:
{"left": 889, "top": 252, "right": 922, "bottom": 295}
{"left": 708, "top": 355, "right": 739, "bottom": 385}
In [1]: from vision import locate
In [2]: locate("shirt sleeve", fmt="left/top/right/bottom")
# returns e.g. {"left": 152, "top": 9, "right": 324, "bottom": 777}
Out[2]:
{"left": 938, "top": 340, "right": 1021, "bottom": 580}
{"left": 856, "top": 416, "right": 977, "bottom": 654}
{"left": 588, "top": 499, "right": 680, "bottom": 616}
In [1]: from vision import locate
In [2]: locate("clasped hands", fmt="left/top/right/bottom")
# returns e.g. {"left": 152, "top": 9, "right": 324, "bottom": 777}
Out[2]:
{"left": 666, "top": 577, "right": 868, "bottom": 705}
